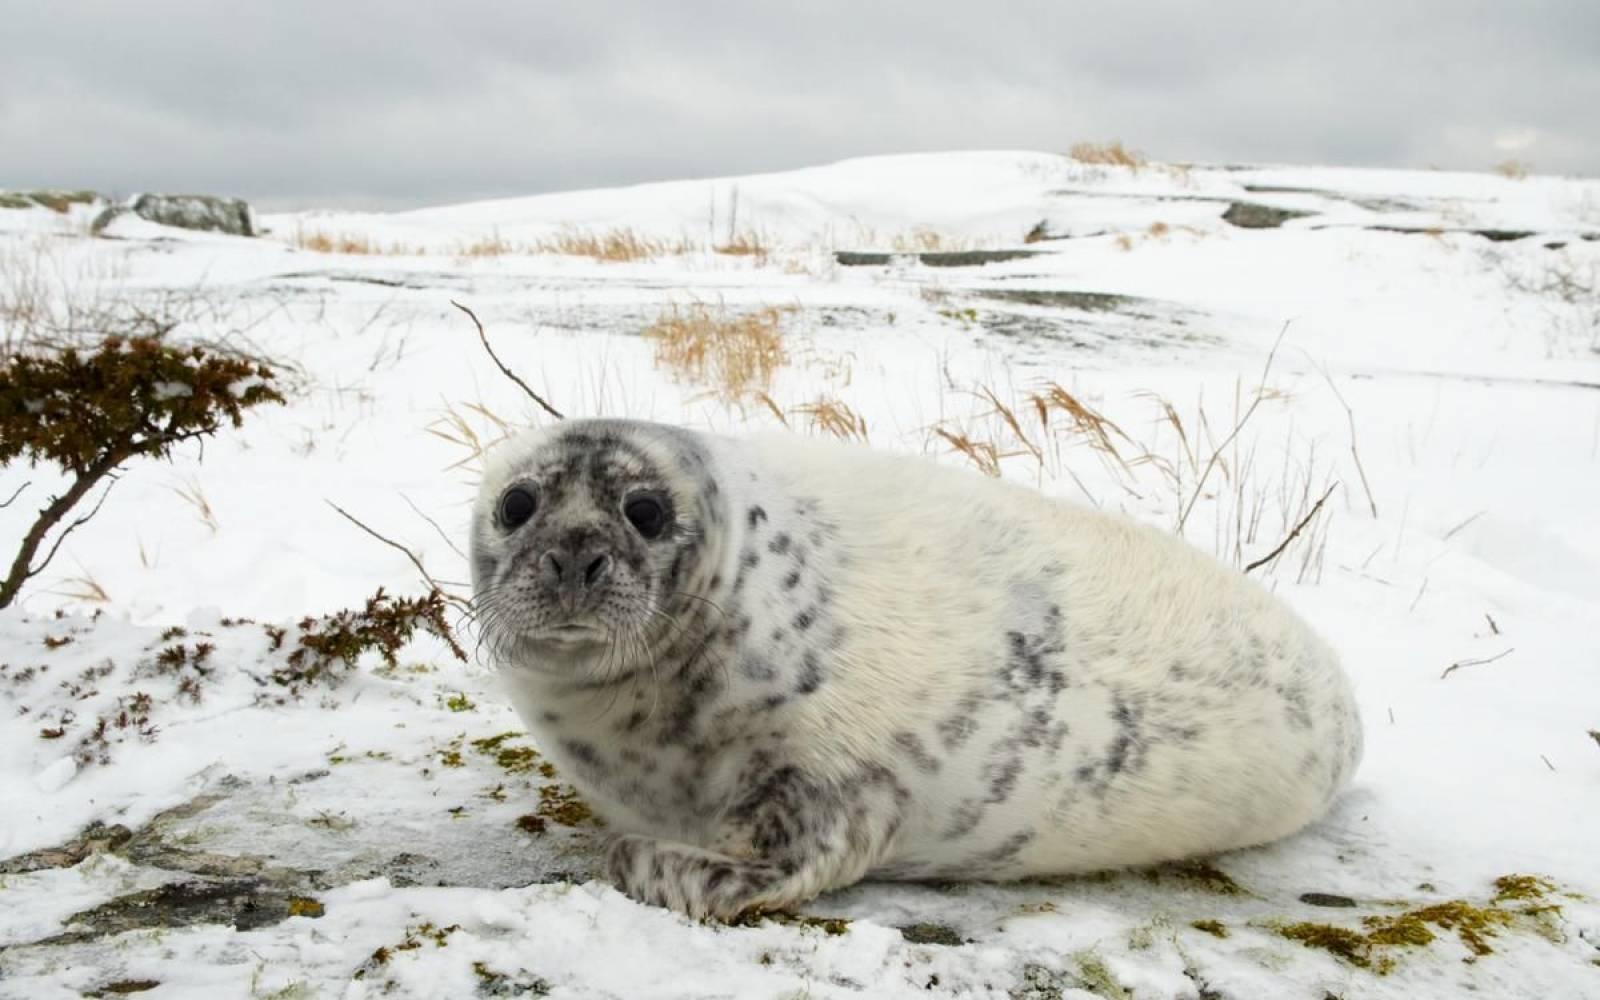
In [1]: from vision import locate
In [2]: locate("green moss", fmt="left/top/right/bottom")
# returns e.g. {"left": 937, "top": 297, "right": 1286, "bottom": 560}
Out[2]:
{"left": 470, "top": 732, "right": 520, "bottom": 752}
{"left": 738, "top": 912, "right": 851, "bottom": 935}
{"left": 286, "top": 897, "right": 324, "bottom": 918}
{"left": 537, "top": 784, "right": 595, "bottom": 826}
{"left": 1072, "top": 951, "right": 1131, "bottom": 1000}
{"left": 1189, "top": 919, "right": 1229, "bottom": 939}
{"left": 445, "top": 692, "right": 475, "bottom": 712}
{"left": 1150, "top": 860, "right": 1247, "bottom": 896}
{"left": 494, "top": 746, "right": 539, "bottom": 773}
{"left": 1278, "top": 922, "right": 1373, "bottom": 967}
{"left": 1491, "top": 874, "right": 1556, "bottom": 905}
{"left": 1277, "top": 883, "right": 1535, "bottom": 972}
{"left": 515, "top": 814, "right": 547, "bottom": 835}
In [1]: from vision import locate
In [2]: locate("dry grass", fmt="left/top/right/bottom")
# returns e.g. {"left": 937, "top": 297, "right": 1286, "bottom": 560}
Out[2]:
{"left": 293, "top": 228, "right": 414, "bottom": 255}
{"left": 644, "top": 303, "right": 790, "bottom": 402}
{"left": 532, "top": 228, "right": 693, "bottom": 262}
{"left": 425, "top": 398, "right": 515, "bottom": 472}
{"left": 458, "top": 232, "right": 515, "bottom": 257}
{"left": 714, "top": 231, "right": 770, "bottom": 262}
{"left": 794, "top": 397, "right": 869, "bottom": 441}
{"left": 1069, "top": 141, "right": 1146, "bottom": 170}
{"left": 171, "top": 479, "right": 219, "bottom": 533}
{"left": 1494, "top": 160, "right": 1531, "bottom": 180}
{"left": 912, "top": 339, "right": 1346, "bottom": 580}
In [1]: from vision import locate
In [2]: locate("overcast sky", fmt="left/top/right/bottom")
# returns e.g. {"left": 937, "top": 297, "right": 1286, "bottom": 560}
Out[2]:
{"left": 3, "top": 1, "right": 1596, "bottom": 210}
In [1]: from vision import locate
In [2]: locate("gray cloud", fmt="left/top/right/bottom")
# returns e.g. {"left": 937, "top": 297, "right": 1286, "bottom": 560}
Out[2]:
{"left": 2, "top": 0, "right": 1595, "bottom": 209}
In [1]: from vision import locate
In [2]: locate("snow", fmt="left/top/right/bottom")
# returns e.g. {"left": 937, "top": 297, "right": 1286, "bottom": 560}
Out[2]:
{"left": 2, "top": 151, "right": 1599, "bottom": 998}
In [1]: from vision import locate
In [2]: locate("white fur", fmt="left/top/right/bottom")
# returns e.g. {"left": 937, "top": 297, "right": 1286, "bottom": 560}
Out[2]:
{"left": 477, "top": 421, "right": 1364, "bottom": 915}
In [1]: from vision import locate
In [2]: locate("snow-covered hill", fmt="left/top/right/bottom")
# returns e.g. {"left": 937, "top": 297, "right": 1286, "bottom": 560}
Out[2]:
{"left": 2, "top": 151, "right": 1598, "bottom": 998}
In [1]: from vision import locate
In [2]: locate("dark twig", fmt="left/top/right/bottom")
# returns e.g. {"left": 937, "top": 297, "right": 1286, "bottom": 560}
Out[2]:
{"left": 1540, "top": 754, "right": 1556, "bottom": 772}
{"left": 325, "top": 501, "right": 472, "bottom": 613}
{"left": 1315, "top": 363, "right": 1378, "bottom": 518}
{"left": 1587, "top": 729, "right": 1599, "bottom": 750}
{"left": 400, "top": 493, "right": 466, "bottom": 560}
{"left": 1, "top": 481, "right": 28, "bottom": 508}
{"left": 27, "top": 480, "right": 116, "bottom": 584}
{"left": 1440, "top": 647, "right": 1515, "bottom": 680}
{"left": 1244, "top": 483, "right": 1337, "bottom": 574}
{"left": 1179, "top": 322, "right": 1288, "bottom": 532}
{"left": 449, "top": 300, "right": 564, "bottom": 420}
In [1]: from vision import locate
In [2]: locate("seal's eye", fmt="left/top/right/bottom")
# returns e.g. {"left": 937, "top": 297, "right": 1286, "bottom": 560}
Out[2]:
{"left": 624, "top": 495, "right": 668, "bottom": 540}
{"left": 498, "top": 486, "right": 538, "bottom": 529}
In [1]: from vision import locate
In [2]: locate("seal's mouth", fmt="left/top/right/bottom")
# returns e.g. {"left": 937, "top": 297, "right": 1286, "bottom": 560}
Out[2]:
{"left": 531, "top": 622, "right": 610, "bottom": 644}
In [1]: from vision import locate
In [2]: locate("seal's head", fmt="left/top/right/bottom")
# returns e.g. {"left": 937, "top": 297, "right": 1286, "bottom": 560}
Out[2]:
{"left": 470, "top": 419, "right": 725, "bottom": 676}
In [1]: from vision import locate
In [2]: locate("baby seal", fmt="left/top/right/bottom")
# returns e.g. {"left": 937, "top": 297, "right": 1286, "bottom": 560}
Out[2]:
{"left": 470, "top": 418, "right": 1362, "bottom": 919}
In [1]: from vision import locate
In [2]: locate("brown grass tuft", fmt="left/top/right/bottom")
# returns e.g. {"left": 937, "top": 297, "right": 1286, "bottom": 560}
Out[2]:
{"left": 533, "top": 228, "right": 691, "bottom": 262}
{"left": 933, "top": 426, "right": 1027, "bottom": 478}
{"left": 1030, "top": 383, "right": 1135, "bottom": 463}
{"left": 715, "top": 231, "right": 769, "bottom": 262}
{"left": 794, "top": 398, "right": 868, "bottom": 441}
{"left": 293, "top": 228, "right": 412, "bottom": 255}
{"left": 644, "top": 303, "right": 789, "bottom": 402}
{"left": 1494, "top": 159, "right": 1530, "bottom": 181}
{"left": 1070, "top": 141, "right": 1146, "bottom": 170}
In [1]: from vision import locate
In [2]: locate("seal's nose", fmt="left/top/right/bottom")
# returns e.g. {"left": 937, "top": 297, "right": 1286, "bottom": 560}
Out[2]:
{"left": 539, "top": 549, "right": 613, "bottom": 594}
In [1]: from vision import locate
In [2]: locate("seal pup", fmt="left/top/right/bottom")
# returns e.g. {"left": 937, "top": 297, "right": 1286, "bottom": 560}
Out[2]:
{"left": 470, "top": 418, "right": 1363, "bottom": 919}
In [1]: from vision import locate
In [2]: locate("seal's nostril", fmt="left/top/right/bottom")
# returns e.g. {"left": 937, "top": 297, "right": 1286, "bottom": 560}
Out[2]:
{"left": 539, "top": 552, "right": 564, "bottom": 584}
{"left": 585, "top": 554, "right": 611, "bottom": 586}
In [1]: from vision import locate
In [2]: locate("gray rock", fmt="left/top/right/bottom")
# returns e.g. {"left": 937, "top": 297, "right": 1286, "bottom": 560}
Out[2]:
{"left": 1220, "top": 202, "right": 1315, "bottom": 229}
{"left": 834, "top": 249, "right": 1044, "bottom": 267}
{"left": 94, "top": 194, "right": 255, "bottom": 237}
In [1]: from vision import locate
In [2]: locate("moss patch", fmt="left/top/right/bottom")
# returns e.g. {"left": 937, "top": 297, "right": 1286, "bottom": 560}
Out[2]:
{"left": 1275, "top": 874, "right": 1566, "bottom": 972}
{"left": 1149, "top": 859, "right": 1247, "bottom": 896}
{"left": 736, "top": 911, "right": 851, "bottom": 935}
{"left": 1491, "top": 874, "right": 1557, "bottom": 905}
{"left": 536, "top": 784, "right": 595, "bottom": 827}
{"left": 1190, "top": 919, "right": 1229, "bottom": 939}
{"left": 286, "top": 896, "right": 324, "bottom": 918}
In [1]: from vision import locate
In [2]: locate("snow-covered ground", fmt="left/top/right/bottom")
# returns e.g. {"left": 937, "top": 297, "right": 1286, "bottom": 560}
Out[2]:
{"left": 2, "top": 151, "right": 1598, "bottom": 999}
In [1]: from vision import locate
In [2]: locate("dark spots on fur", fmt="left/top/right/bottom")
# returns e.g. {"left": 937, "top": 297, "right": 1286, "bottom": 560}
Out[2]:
{"left": 740, "top": 654, "right": 777, "bottom": 682}
{"left": 1168, "top": 660, "right": 1189, "bottom": 681}
{"left": 541, "top": 711, "right": 561, "bottom": 724}
{"left": 782, "top": 569, "right": 802, "bottom": 590}
{"left": 796, "top": 651, "right": 823, "bottom": 694}
{"left": 944, "top": 800, "right": 985, "bottom": 840}
{"left": 937, "top": 694, "right": 983, "bottom": 751}
{"left": 894, "top": 731, "right": 942, "bottom": 774}
{"left": 564, "top": 739, "right": 606, "bottom": 774}
{"left": 981, "top": 830, "right": 1034, "bottom": 866}
{"left": 768, "top": 533, "right": 791, "bottom": 555}
{"left": 740, "top": 550, "right": 759, "bottom": 570}
{"left": 747, "top": 506, "right": 767, "bottom": 530}
{"left": 792, "top": 608, "right": 816, "bottom": 632}
{"left": 982, "top": 743, "right": 1024, "bottom": 804}
{"left": 623, "top": 709, "right": 649, "bottom": 732}
{"left": 999, "top": 604, "right": 1068, "bottom": 696}
{"left": 708, "top": 573, "right": 722, "bottom": 591}
{"left": 770, "top": 627, "right": 786, "bottom": 644}
{"left": 761, "top": 693, "right": 787, "bottom": 711}
{"left": 1276, "top": 681, "right": 1313, "bottom": 730}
